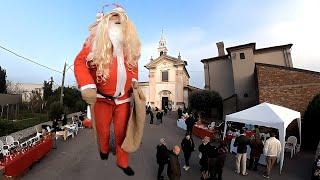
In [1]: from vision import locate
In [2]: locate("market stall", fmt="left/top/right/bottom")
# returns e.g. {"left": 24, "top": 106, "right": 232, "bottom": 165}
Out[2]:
{"left": 223, "top": 102, "right": 301, "bottom": 173}
{"left": 1, "top": 134, "right": 53, "bottom": 177}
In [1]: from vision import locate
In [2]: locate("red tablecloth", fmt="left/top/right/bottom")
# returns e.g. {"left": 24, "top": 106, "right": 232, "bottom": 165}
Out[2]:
{"left": 192, "top": 125, "right": 216, "bottom": 139}
{"left": 3, "top": 136, "right": 53, "bottom": 177}
{"left": 225, "top": 131, "right": 256, "bottom": 141}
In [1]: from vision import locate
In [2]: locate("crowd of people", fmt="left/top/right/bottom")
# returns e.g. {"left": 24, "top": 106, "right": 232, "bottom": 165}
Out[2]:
{"left": 146, "top": 103, "right": 169, "bottom": 125}
{"left": 233, "top": 129, "right": 281, "bottom": 179}
{"left": 156, "top": 134, "right": 228, "bottom": 180}
{"left": 151, "top": 104, "right": 283, "bottom": 180}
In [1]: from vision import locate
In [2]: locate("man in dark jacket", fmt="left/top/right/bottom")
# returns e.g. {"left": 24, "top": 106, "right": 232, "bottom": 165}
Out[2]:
{"left": 207, "top": 142, "right": 218, "bottom": 179}
{"left": 167, "top": 146, "right": 181, "bottom": 180}
{"left": 181, "top": 134, "right": 195, "bottom": 171}
{"left": 234, "top": 129, "right": 250, "bottom": 176}
{"left": 156, "top": 138, "right": 169, "bottom": 180}
{"left": 149, "top": 109, "right": 154, "bottom": 124}
{"left": 156, "top": 110, "right": 164, "bottom": 124}
{"left": 185, "top": 113, "right": 196, "bottom": 135}
{"left": 177, "top": 107, "right": 183, "bottom": 119}
{"left": 199, "top": 136, "right": 211, "bottom": 179}
{"left": 214, "top": 140, "right": 228, "bottom": 180}
{"left": 248, "top": 134, "right": 263, "bottom": 171}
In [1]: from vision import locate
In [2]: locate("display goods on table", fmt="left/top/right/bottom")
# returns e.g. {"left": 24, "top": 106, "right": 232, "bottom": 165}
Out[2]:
{"left": 0, "top": 134, "right": 53, "bottom": 177}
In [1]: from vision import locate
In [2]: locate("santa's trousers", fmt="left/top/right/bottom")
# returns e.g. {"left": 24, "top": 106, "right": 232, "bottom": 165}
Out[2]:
{"left": 94, "top": 99, "right": 130, "bottom": 168}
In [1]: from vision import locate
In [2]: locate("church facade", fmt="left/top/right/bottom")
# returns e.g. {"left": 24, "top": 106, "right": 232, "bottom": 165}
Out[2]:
{"left": 139, "top": 33, "right": 199, "bottom": 110}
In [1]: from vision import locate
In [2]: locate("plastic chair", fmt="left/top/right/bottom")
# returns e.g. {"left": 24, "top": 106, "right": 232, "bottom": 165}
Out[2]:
{"left": 285, "top": 136, "right": 297, "bottom": 158}
{"left": 46, "top": 126, "right": 53, "bottom": 133}
{"left": 208, "top": 122, "right": 215, "bottom": 130}
{"left": 0, "top": 140, "right": 10, "bottom": 155}
{"left": 6, "top": 136, "right": 19, "bottom": 149}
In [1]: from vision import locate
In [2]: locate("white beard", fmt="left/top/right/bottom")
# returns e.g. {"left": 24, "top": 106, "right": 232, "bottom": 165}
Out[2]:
{"left": 108, "top": 20, "right": 123, "bottom": 56}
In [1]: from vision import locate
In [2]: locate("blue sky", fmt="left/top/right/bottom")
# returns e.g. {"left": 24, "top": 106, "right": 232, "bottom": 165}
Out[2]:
{"left": 0, "top": 0, "right": 319, "bottom": 88}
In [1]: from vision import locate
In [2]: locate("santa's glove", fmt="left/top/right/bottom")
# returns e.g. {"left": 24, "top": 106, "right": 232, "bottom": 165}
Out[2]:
{"left": 81, "top": 88, "right": 97, "bottom": 105}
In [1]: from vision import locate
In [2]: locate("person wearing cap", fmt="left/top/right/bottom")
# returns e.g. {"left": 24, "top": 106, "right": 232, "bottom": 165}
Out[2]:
{"left": 156, "top": 138, "right": 169, "bottom": 180}
{"left": 74, "top": 5, "right": 141, "bottom": 176}
{"left": 167, "top": 145, "right": 181, "bottom": 180}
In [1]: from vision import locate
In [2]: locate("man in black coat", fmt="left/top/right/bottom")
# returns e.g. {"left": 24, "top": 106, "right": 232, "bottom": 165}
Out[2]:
{"left": 167, "top": 146, "right": 181, "bottom": 180}
{"left": 149, "top": 109, "right": 154, "bottom": 124}
{"left": 234, "top": 129, "right": 250, "bottom": 176}
{"left": 185, "top": 113, "right": 196, "bottom": 135}
{"left": 181, "top": 134, "right": 195, "bottom": 170}
{"left": 207, "top": 142, "right": 218, "bottom": 179}
{"left": 156, "top": 110, "right": 163, "bottom": 124}
{"left": 177, "top": 107, "right": 183, "bottom": 119}
{"left": 156, "top": 138, "right": 169, "bottom": 180}
{"left": 199, "top": 136, "right": 211, "bottom": 179}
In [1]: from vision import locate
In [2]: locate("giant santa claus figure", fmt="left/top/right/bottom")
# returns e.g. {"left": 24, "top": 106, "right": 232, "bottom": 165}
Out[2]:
{"left": 74, "top": 5, "right": 141, "bottom": 176}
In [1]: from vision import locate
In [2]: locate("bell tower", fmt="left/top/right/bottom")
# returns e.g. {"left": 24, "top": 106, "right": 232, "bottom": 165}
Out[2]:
{"left": 158, "top": 29, "right": 168, "bottom": 56}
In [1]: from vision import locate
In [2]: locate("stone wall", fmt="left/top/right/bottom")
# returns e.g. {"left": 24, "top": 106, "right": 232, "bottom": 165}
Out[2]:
{"left": 255, "top": 63, "right": 320, "bottom": 117}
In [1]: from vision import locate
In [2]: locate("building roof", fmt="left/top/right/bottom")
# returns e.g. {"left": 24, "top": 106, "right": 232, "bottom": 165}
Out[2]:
{"left": 184, "top": 85, "right": 203, "bottom": 91}
{"left": 201, "top": 55, "right": 229, "bottom": 63}
{"left": 202, "top": 43, "right": 293, "bottom": 63}
{"left": 144, "top": 54, "right": 190, "bottom": 78}
{"left": 226, "top": 43, "right": 256, "bottom": 54}
{"left": 255, "top": 63, "right": 320, "bottom": 75}
{"left": 254, "top": 44, "right": 293, "bottom": 54}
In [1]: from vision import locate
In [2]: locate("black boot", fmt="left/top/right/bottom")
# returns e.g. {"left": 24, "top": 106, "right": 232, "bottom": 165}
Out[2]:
{"left": 99, "top": 152, "right": 109, "bottom": 160}
{"left": 118, "top": 166, "right": 135, "bottom": 176}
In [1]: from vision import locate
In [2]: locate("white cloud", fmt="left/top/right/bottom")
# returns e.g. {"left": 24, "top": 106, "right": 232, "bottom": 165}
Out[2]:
{"left": 245, "top": 0, "right": 320, "bottom": 72}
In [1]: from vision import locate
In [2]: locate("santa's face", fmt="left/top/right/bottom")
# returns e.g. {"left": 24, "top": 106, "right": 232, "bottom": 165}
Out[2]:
{"left": 108, "top": 14, "right": 123, "bottom": 48}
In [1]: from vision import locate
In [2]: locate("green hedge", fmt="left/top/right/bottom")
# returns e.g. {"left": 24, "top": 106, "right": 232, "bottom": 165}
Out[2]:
{"left": 0, "top": 113, "right": 48, "bottom": 137}
{"left": 189, "top": 90, "right": 223, "bottom": 121}
{"left": 303, "top": 93, "right": 320, "bottom": 150}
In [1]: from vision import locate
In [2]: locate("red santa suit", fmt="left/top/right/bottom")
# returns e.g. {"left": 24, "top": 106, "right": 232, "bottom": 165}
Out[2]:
{"left": 74, "top": 20, "right": 138, "bottom": 168}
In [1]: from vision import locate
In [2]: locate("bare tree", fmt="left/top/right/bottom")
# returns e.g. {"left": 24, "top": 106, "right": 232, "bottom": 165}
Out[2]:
{"left": 6, "top": 81, "right": 24, "bottom": 94}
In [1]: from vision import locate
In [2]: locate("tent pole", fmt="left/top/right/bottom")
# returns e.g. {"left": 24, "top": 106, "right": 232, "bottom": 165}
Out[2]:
{"left": 223, "top": 120, "right": 228, "bottom": 140}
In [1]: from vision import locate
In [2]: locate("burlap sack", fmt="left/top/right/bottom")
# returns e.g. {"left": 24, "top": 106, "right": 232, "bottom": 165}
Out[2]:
{"left": 121, "top": 83, "right": 146, "bottom": 153}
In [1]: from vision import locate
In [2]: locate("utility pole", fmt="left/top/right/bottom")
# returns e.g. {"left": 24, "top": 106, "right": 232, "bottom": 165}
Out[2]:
{"left": 60, "top": 62, "right": 67, "bottom": 106}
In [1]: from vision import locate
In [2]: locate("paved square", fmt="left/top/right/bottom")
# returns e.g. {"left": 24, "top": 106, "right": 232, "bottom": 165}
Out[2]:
{"left": 23, "top": 112, "right": 313, "bottom": 180}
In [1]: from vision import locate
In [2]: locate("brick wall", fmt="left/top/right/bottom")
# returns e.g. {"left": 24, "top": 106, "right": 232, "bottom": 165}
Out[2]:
{"left": 255, "top": 63, "right": 320, "bottom": 117}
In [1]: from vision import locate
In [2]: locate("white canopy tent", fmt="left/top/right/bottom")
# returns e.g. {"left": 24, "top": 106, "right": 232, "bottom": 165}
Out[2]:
{"left": 223, "top": 102, "right": 301, "bottom": 174}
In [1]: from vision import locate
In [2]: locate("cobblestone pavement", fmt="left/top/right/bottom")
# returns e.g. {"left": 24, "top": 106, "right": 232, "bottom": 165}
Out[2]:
{"left": 22, "top": 112, "right": 313, "bottom": 180}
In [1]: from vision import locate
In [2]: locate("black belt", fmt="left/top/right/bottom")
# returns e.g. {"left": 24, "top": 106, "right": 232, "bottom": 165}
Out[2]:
{"left": 97, "top": 90, "right": 115, "bottom": 100}
{"left": 97, "top": 89, "right": 133, "bottom": 100}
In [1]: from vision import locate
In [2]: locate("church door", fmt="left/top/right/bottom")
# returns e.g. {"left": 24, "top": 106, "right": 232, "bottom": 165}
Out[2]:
{"left": 162, "top": 97, "right": 169, "bottom": 110}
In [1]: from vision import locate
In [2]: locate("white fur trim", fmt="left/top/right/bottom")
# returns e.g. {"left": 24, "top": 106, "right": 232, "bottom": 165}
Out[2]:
{"left": 96, "top": 94, "right": 105, "bottom": 98}
{"left": 113, "top": 53, "right": 127, "bottom": 98}
{"left": 114, "top": 97, "right": 132, "bottom": 105}
{"left": 132, "top": 78, "right": 137, "bottom": 82}
{"left": 80, "top": 84, "right": 96, "bottom": 91}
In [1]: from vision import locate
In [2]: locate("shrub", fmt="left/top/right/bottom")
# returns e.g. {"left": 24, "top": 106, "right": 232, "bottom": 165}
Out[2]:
{"left": 189, "top": 90, "right": 223, "bottom": 123}
{"left": 0, "top": 113, "right": 48, "bottom": 137}
{"left": 48, "top": 101, "right": 64, "bottom": 120}
{"left": 303, "top": 93, "right": 320, "bottom": 150}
